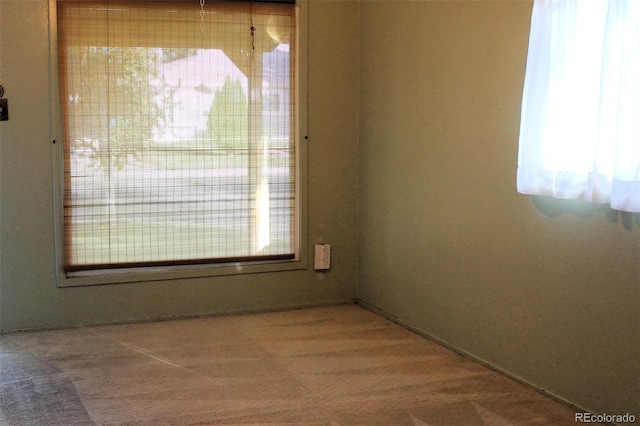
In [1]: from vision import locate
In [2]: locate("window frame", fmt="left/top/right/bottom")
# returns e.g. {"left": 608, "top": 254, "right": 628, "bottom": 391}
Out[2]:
{"left": 49, "top": 0, "right": 308, "bottom": 287}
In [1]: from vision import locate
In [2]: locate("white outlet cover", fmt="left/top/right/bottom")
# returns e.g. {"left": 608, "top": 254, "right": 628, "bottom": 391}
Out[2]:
{"left": 314, "top": 244, "right": 331, "bottom": 270}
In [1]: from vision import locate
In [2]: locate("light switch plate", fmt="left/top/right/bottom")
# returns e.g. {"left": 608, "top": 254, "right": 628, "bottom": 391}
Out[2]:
{"left": 314, "top": 244, "right": 331, "bottom": 271}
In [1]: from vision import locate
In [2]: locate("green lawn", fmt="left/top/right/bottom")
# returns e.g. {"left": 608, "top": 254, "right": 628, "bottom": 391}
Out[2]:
{"left": 69, "top": 219, "right": 290, "bottom": 266}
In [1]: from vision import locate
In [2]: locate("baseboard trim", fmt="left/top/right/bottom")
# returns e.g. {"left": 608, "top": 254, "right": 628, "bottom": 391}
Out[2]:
{"left": 0, "top": 299, "right": 357, "bottom": 335}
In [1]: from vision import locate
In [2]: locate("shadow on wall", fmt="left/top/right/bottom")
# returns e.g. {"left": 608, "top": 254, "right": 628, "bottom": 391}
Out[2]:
{"left": 533, "top": 196, "right": 640, "bottom": 230}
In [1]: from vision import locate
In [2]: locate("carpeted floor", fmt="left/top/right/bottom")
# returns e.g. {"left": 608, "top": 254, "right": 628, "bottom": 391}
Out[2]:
{"left": 0, "top": 304, "right": 584, "bottom": 425}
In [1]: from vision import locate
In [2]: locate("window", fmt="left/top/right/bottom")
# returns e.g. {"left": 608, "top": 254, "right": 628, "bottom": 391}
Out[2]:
{"left": 57, "top": 0, "right": 301, "bottom": 274}
{"left": 517, "top": 0, "right": 639, "bottom": 213}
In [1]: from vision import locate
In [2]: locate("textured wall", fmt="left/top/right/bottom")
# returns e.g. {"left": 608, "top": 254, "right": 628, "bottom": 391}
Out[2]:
{"left": 0, "top": 0, "right": 359, "bottom": 331}
{"left": 358, "top": 0, "right": 639, "bottom": 417}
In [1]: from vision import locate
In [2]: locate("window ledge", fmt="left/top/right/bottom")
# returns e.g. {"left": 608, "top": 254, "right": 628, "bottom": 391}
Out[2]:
{"left": 57, "top": 258, "right": 307, "bottom": 287}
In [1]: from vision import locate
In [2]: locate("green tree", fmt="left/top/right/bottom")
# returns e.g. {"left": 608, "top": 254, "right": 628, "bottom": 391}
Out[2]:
{"left": 66, "top": 46, "right": 166, "bottom": 224}
{"left": 207, "top": 76, "right": 248, "bottom": 151}
{"left": 69, "top": 46, "right": 164, "bottom": 170}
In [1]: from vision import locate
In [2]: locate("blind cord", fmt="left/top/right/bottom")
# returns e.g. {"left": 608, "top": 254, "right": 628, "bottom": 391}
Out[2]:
{"left": 250, "top": 1, "right": 256, "bottom": 62}
{"left": 200, "top": 0, "right": 205, "bottom": 31}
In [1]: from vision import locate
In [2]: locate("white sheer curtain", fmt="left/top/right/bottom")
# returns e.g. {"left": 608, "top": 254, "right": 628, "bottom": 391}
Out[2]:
{"left": 517, "top": 0, "right": 640, "bottom": 213}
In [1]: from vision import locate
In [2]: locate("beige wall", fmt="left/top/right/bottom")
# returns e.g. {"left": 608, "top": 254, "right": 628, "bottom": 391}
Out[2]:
{"left": 0, "top": 0, "right": 359, "bottom": 330}
{"left": 358, "top": 0, "right": 639, "bottom": 418}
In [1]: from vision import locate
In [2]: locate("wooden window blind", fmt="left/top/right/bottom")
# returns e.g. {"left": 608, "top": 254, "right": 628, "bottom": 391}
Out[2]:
{"left": 57, "top": 0, "right": 298, "bottom": 272}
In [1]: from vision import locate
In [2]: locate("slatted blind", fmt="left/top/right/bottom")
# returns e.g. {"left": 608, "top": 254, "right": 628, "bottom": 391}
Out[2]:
{"left": 57, "top": 0, "right": 298, "bottom": 271}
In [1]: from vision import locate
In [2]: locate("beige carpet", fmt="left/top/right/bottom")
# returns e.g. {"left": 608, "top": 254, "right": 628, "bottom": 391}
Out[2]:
{"left": 0, "top": 304, "right": 583, "bottom": 425}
